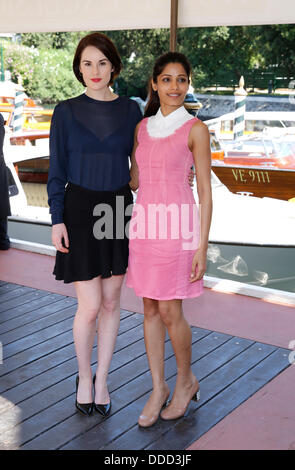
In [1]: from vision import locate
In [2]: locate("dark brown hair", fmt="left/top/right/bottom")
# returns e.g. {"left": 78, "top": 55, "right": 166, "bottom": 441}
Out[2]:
{"left": 144, "top": 52, "right": 191, "bottom": 118}
{"left": 73, "top": 32, "right": 122, "bottom": 87}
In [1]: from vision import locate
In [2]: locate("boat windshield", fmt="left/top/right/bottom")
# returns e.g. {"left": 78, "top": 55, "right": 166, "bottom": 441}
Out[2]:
{"left": 282, "top": 121, "right": 295, "bottom": 127}
{"left": 246, "top": 120, "right": 284, "bottom": 132}
{"left": 226, "top": 140, "right": 273, "bottom": 156}
{"left": 273, "top": 141, "right": 295, "bottom": 158}
{"left": 25, "top": 113, "right": 52, "bottom": 123}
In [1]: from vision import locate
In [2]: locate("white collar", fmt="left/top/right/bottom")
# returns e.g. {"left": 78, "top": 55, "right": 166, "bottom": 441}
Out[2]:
{"left": 147, "top": 106, "right": 194, "bottom": 138}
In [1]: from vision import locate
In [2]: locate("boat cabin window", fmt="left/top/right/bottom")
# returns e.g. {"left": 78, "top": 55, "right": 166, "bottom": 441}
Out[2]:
{"left": 221, "top": 120, "right": 233, "bottom": 132}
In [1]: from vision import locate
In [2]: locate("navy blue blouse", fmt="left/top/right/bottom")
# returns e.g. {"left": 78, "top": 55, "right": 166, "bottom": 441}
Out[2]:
{"left": 47, "top": 93, "right": 142, "bottom": 225}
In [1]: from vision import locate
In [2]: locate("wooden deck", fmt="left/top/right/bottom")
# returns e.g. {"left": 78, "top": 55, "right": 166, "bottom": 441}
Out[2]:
{"left": 0, "top": 280, "right": 291, "bottom": 450}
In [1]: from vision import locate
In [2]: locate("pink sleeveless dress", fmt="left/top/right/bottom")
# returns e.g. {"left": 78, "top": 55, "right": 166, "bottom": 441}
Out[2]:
{"left": 126, "top": 110, "right": 204, "bottom": 300}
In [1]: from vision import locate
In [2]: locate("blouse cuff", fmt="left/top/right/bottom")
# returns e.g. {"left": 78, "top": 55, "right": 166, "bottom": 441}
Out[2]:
{"left": 51, "top": 212, "right": 64, "bottom": 226}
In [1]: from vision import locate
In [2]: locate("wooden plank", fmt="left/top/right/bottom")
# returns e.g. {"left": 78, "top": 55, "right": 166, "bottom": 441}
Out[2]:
{"left": 0, "top": 313, "right": 150, "bottom": 446}
{"left": 0, "top": 313, "right": 144, "bottom": 390}
{"left": 20, "top": 331, "right": 231, "bottom": 450}
{"left": 2, "top": 298, "right": 134, "bottom": 344}
{"left": 2, "top": 307, "right": 76, "bottom": 360}
{"left": 0, "top": 290, "right": 51, "bottom": 318}
{"left": 108, "top": 328, "right": 212, "bottom": 391}
{"left": 0, "top": 287, "right": 39, "bottom": 313}
{"left": 61, "top": 334, "right": 249, "bottom": 451}
{"left": 100, "top": 340, "right": 275, "bottom": 450}
{"left": 145, "top": 348, "right": 290, "bottom": 450}
{"left": 98, "top": 336, "right": 259, "bottom": 451}
{"left": 0, "top": 329, "right": 74, "bottom": 389}
{"left": 1, "top": 301, "right": 76, "bottom": 345}
{"left": 0, "top": 295, "right": 76, "bottom": 335}
{"left": 0, "top": 283, "right": 26, "bottom": 295}
{"left": 2, "top": 327, "right": 209, "bottom": 409}
{"left": 5, "top": 328, "right": 210, "bottom": 428}
{"left": 0, "top": 291, "right": 61, "bottom": 326}
{"left": 1, "top": 303, "right": 133, "bottom": 362}
{"left": 0, "top": 281, "right": 290, "bottom": 451}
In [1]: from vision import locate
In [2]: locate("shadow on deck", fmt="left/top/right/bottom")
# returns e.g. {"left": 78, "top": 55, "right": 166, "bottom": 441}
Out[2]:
{"left": 0, "top": 280, "right": 291, "bottom": 450}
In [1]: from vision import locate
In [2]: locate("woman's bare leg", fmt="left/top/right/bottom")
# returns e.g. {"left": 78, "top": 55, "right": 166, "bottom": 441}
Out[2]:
{"left": 157, "top": 299, "right": 199, "bottom": 419}
{"left": 138, "top": 298, "right": 169, "bottom": 426}
{"left": 94, "top": 274, "right": 124, "bottom": 404}
{"left": 73, "top": 277, "right": 102, "bottom": 403}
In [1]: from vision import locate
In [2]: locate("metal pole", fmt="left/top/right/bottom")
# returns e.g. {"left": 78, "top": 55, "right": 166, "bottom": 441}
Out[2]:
{"left": 170, "top": 0, "right": 178, "bottom": 52}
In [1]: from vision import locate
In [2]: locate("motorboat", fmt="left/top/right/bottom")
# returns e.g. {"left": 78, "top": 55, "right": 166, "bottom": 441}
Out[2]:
{"left": 210, "top": 130, "right": 295, "bottom": 200}
{"left": 205, "top": 111, "right": 295, "bottom": 141}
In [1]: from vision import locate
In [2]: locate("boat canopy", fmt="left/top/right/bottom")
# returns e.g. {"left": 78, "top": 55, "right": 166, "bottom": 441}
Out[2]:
{"left": 1, "top": 0, "right": 295, "bottom": 33}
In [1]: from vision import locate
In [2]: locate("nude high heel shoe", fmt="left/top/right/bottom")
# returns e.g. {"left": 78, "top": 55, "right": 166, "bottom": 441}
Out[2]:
{"left": 160, "top": 384, "right": 200, "bottom": 421}
{"left": 138, "top": 390, "right": 170, "bottom": 428}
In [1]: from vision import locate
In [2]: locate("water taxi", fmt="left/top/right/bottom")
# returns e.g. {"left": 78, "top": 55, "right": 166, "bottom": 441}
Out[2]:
{"left": 206, "top": 111, "right": 295, "bottom": 141}
{"left": 210, "top": 130, "right": 295, "bottom": 201}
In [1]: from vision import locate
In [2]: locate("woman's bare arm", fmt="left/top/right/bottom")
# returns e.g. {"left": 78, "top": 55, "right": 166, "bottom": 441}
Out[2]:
{"left": 129, "top": 122, "right": 141, "bottom": 192}
{"left": 188, "top": 120, "right": 212, "bottom": 281}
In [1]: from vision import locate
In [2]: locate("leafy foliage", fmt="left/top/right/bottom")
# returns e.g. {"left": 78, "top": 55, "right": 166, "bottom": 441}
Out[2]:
{"left": 2, "top": 25, "right": 295, "bottom": 104}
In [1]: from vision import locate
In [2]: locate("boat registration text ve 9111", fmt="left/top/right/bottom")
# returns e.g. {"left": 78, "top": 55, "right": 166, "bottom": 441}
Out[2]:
{"left": 232, "top": 168, "right": 271, "bottom": 184}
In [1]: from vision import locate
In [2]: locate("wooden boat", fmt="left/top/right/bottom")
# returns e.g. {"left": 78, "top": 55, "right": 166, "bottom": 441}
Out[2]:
{"left": 212, "top": 163, "right": 295, "bottom": 200}
{"left": 16, "top": 156, "right": 49, "bottom": 184}
{"left": 1, "top": 102, "right": 51, "bottom": 183}
{"left": 206, "top": 111, "right": 295, "bottom": 141}
{"left": 0, "top": 95, "right": 37, "bottom": 107}
{"left": 210, "top": 130, "right": 295, "bottom": 200}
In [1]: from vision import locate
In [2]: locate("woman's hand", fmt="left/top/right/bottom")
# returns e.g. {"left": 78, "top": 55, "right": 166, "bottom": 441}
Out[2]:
{"left": 190, "top": 247, "right": 207, "bottom": 282}
{"left": 188, "top": 167, "right": 195, "bottom": 187}
{"left": 52, "top": 223, "right": 69, "bottom": 253}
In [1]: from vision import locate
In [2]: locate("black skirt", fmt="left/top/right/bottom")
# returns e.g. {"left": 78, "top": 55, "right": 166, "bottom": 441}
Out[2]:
{"left": 53, "top": 182, "right": 133, "bottom": 283}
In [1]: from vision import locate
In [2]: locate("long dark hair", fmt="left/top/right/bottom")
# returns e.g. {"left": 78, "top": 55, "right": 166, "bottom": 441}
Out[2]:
{"left": 144, "top": 52, "right": 191, "bottom": 118}
{"left": 73, "top": 32, "right": 122, "bottom": 87}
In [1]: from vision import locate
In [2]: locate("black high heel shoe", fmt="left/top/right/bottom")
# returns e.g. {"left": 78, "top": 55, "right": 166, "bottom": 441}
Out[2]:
{"left": 93, "top": 374, "right": 111, "bottom": 417}
{"left": 75, "top": 375, "right": 93, "bottom": 416}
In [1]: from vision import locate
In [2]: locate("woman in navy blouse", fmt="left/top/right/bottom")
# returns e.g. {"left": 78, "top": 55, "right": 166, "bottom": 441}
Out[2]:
{"left": 47, "top": 33, "right": 142, "bottom": 417}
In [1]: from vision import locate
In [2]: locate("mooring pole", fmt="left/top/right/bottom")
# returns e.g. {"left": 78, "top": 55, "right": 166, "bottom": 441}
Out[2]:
{"left": 170, "top": 0, "right": 178, "bottom": 52}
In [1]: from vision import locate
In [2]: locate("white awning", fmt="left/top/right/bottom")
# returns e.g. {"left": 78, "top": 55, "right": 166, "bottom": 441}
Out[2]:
{"left": 0, "top": 0, "right": 294, "bottom": 33}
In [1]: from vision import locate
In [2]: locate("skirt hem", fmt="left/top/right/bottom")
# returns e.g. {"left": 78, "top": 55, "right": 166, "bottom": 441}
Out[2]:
{"left": 53, "top": 269, "right": 127, "bottom": 284}
{"left": 125, "top": 282, "right": 204, "bottom": 301}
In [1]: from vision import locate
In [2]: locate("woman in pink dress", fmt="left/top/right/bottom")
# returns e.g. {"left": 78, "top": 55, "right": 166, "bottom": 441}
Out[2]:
{"left": 126, "top": 52, "right": 212, "bottom": 427}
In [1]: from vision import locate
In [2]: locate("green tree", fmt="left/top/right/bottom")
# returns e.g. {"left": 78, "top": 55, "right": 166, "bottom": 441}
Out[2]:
{"left": 21, "top": 32, "right": 88, "bottom": 50}
{"left": 252, "top": 25, "right": 295, "bottom": 76}
{"left": 178, "top": 26, "right": 259, "bottom": 89}
{"left": 105, "top": 29, "right": 170, "bottom": 98}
